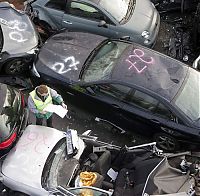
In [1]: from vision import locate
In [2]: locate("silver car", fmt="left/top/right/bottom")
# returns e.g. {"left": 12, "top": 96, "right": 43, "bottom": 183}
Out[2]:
{"left": 30, "top": 0, "right": 160, "bottom": 47}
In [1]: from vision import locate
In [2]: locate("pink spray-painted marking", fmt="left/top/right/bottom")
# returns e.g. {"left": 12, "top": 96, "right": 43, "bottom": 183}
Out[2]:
{"left": 126, "top": 49, "right": 154, "bottom": 73}
{"left": 16, "top": 131, "right": 49, "bottom": 154}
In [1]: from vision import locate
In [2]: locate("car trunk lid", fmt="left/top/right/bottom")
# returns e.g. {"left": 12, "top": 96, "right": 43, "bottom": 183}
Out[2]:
{"left": 36, "top": 31, "right": 106, "bottom": 82}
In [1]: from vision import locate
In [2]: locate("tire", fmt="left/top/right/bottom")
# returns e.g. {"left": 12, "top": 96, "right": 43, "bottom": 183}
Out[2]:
{"left": 4, "top": 59, "right": 28, "bottom": 75}
{"left": 153, "top": 132, "right": 179, "bottom": 152}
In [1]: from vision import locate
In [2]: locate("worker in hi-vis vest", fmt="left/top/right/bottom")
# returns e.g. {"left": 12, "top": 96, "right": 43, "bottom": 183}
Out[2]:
{"left": 28, "top": 84, "right": 67, "bottom": 127}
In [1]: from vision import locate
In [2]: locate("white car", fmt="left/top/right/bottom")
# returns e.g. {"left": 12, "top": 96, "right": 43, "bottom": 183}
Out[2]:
{"left": 0, "top": 125, "right": 198, "bottom": 196}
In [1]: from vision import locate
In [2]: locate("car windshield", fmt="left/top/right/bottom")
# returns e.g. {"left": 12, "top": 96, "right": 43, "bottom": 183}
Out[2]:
{"left": 42, "top": 134, "right": 79, "bottom": 189}
{"left": 99, "top": 0, "right": 130, "bottom": 22}
{"left": 68, "top": 187, "right": 109, "bottom": 196}
{"left": 0, "top": 84, "right": 20, "bottom": 142}
{"left": 173, "top": 68, "right": 200, "bottom": 121}
{"left": 0, "top": 25, "right": 3, "bottom": 52}
{"left": 42, "top": 138, "right": 66, "bottom": 187}
{"left": 81, "top": 41, "right": 129, "bottom": 82}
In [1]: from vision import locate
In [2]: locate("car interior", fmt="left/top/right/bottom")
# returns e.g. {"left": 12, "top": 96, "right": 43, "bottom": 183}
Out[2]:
{"left": 52, "top": 139, "right": 198, "bottom": 196}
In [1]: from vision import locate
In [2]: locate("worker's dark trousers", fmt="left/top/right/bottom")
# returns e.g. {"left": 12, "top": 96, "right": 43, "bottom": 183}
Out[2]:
{"left": 36, "top": 115, "right": 53, "bottom": 128}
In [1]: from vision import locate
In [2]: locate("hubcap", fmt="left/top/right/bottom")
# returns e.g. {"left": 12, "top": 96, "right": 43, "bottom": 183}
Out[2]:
{"left": 157, "top": 135, "right": 176, "bottom": 151}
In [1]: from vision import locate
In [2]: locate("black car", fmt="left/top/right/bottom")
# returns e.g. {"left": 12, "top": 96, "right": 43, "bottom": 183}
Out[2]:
{"left": 0, "top": 83, "right": 28, "bottom": 154}
{"left": 0, "top": 2, "right": 39, "bottom": 75}
{"left": 31, "top": 30, "right": 200, "bottom": 152}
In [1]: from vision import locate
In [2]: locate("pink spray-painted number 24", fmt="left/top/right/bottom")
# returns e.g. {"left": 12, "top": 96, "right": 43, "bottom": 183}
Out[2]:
{"left": 126, "top": 49, "right": 154, "bottom": 73}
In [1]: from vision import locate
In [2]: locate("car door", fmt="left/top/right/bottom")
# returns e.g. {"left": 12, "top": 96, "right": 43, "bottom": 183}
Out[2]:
{"left": 62, "top": 1, "right": 119, "bottom": 38}
{"left": 121, "top": 89, "right": 164, "bottom": 136}
{"left": 69, "top": 82, "right": 131, "bottom": 128}
{"left": 44, "top": 0, "right": 66, "bottom": 29}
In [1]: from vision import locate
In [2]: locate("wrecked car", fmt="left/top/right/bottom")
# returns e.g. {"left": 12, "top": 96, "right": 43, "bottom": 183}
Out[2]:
{"left": 31, "top": 31, "right": 200, "bottom": 152}
{"left": 0, "top": 83, "right": 28, "bottom": 155}
{"left": 0, "top": 125, "right": 199, "bottom": 196}
{"left": 28, "top": 0, "right": 160, "bottom": 47}
{"left": 0, "top": 2, "right": 39, "bottom": 75}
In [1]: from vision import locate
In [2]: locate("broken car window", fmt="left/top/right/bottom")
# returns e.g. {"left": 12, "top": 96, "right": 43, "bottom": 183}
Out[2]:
{"left": 0, "top": 85, "right": 19, "bottom": 142}
{"left": 82, "top": 41, "right": 129, "bottom": 82}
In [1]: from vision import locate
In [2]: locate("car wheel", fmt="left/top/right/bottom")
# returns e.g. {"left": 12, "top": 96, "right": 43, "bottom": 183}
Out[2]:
{"left": 4, "top": 59, "right": 28, "bottom": 75}
{"left": 154, "top": 133, "right": 179, "bottom": 152}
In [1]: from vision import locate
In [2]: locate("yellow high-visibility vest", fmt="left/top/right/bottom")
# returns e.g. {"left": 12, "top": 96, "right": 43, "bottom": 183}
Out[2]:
{"left": 30, "top": 87, "right": 52, "bottom": 112}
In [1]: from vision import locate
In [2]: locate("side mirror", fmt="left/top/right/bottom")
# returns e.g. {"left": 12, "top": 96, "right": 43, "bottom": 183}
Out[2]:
{"left": 86, "top": 87, "right": 95, "bottom": 95}
{"left": 98, "top": 20, "right": 108, "bottom": 28}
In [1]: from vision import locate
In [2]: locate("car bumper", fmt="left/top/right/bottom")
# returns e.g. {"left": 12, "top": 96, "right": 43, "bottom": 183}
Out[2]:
{"left": 144, "top": 9, "right": 160, "bottom": 48}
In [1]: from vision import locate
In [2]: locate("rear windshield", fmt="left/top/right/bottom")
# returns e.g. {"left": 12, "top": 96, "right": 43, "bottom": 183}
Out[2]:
{"left": 0, "top": 84, "right": 20, "bottom": 142}
{"left": 173, "top": 68, "right": 200, "bottom": 121}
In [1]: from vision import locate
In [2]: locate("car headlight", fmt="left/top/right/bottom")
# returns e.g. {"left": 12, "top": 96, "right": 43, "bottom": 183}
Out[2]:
{"left": 141, "top": 30, "right": 150, "bottom": 39}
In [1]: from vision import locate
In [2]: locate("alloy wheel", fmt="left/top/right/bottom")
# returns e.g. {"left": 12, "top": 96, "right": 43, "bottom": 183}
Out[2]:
{"left": 155, "top": 133, "right": 178, "bottom": 152}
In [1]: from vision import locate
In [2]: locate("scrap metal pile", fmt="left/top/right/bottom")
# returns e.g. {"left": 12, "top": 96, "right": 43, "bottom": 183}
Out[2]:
{"left": 152, "top": 0, "right": 200, "bottom": 64}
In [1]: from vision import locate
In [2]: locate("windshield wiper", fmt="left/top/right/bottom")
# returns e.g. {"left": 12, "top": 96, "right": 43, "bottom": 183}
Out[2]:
{"left": 121, "top": 0, "right": 134, "bottom": 23}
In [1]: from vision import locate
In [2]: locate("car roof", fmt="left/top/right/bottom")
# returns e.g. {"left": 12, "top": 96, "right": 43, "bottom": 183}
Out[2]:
{"left": 111, "top": 42, "right": 189, "bottom": 101}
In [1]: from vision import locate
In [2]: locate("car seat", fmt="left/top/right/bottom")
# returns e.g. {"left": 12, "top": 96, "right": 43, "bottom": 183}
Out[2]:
{"left": 90, "top": 150, "right": 111, "bottom": 178}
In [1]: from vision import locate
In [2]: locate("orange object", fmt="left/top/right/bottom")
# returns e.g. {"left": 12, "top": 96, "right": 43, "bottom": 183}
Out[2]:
{"left": 80, "top": 171, "right": 97, "bottom": 186}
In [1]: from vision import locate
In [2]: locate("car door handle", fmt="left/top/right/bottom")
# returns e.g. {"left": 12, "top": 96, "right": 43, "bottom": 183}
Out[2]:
{"left": 111, "top": 104, "right": 120, "bottom": 109}
{"left": 150, "top": 119, "right": 160, "bottom": 124}
{"left": 66, "top": 91, "right": 74, "bottom": 96}
{"left": 63, "top": 21, "right": 73, "bottom": 25}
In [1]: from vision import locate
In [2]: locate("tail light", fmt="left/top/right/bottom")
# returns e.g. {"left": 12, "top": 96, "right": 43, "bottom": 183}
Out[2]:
{"left": 0, "top": 132, "right": 17, "bottom": 149}
{"left": 20, "top": 92, "right": 25, "bottom": 108}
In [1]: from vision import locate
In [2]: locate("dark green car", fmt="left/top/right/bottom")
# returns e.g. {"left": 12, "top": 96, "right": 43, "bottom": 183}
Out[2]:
{"left": 31, "top": 0, "right": 160, "bottom": 47}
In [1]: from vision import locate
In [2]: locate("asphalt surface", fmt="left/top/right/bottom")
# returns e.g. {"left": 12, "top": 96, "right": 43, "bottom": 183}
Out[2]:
{"left": 27, "top": 88, "right": 150, "bottom": 147}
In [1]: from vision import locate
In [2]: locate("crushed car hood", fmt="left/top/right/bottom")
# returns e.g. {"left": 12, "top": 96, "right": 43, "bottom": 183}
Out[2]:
{"left": 0, "top": 2, "right": 38, "bottom": 54}
{"left": 36, "top": 31, "right": 106, "bottom": 82}
{"left": 1, "top": 125, "right": 65, "bottom": 190}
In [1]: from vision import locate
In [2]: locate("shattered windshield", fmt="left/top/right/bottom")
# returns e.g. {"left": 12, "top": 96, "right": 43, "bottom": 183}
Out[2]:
{"left": 0, "top": 25, "right": 3, "bottom": 52}
{"left": 82, "top": 41, "right": 129, "bottom": 82}
{"left": 99, "top": 0, "right": 131, "bottom": 22}
{"left": 173, "top": 68, "right": 200, "bottom": 121}
{"left": 0, "top": 84, "right": 20, "bottom": 142}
